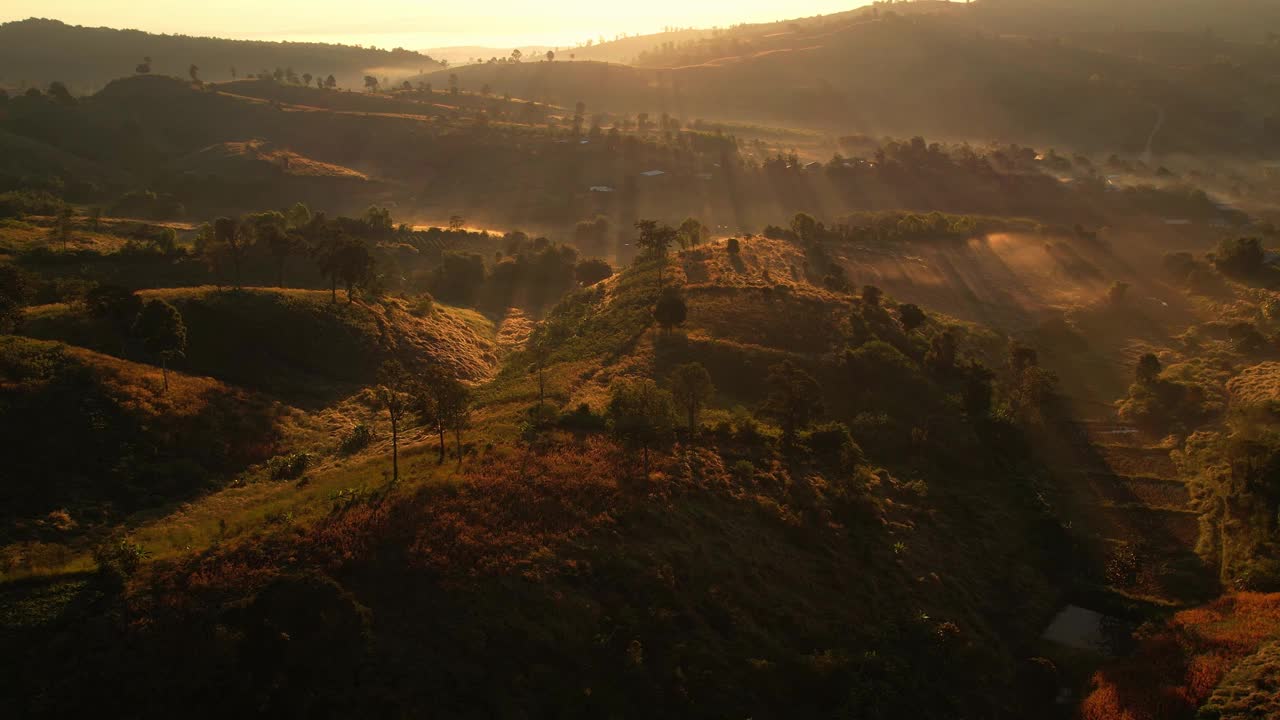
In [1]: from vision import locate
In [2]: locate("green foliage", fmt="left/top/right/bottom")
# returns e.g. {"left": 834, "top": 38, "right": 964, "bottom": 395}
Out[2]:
{"left": 762, "top": 360, "right": 823, "bottom": 444}
{"left": 91, "top": 538, "right": 149, "bottom": 578}
{"left": 653, "top": 289, "right": 688, "bottom": 332}
{"left": 668, "top": 362, "right": 714, "bottom": 431}
{"left": 339, "top": 423, "right": 374, "bottom": 455}
{"left": 574, "top": 257, "right": 613, "bottom": 286}
{"left": 607, "top": 377, "right": 677, "bottom": 474}
{"left": 267, "top": 452, "right": 311, "bottom": 481}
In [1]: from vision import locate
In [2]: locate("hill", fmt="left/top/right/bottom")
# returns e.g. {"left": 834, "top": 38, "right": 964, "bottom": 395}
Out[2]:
{"left": 422, "top": 7, "right": 1280, "bottom": 154}
{"left": 22, "top": 287, "right": 499, "bottom": 405}
{"left": 0, "top": 335, "right": 288, "bottom": 553}
{"left": 0, "top": 233, "right": 1077, "bottom": 718}
{"left": 0, "top": 18, "right": 442, "bottom": 95}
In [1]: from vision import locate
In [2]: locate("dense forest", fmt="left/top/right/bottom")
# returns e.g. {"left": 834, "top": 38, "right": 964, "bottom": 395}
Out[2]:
{"left": 3, "top": 1, "right": 1280, "bottom": 718}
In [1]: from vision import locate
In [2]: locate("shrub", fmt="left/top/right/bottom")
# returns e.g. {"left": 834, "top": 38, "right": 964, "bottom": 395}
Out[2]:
{"left": 730, "top": 459, "right": 755, "bottom": 482}
{"left": 557, "top": 403, "right": 607, "bottom": 432}
{"left": 804, "top": 422, "right": 866, "bottom": 467}
{"left": 340, "top": 423, "right": 374, "bottom": 454}
{"left": 267, "top": 452, "right": 311, "bottom": 480}
{"left": 92, "top": 538, "right": 150, "bottom": 577}
{"left": 726, "top": 237, "right": 741, "bottom": 254}
{"left": 575, "top": 258, "right": 613, "bottom": 286}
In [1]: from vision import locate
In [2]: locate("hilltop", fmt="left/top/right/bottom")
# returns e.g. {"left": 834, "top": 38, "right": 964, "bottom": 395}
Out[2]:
{"left": 0, "top": 18, "right": 442, "bottom": 94}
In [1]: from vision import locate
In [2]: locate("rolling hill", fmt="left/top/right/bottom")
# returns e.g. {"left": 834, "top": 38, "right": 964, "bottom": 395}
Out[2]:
{"left": 0, "top": 18, "right": 442, "bottom": 95}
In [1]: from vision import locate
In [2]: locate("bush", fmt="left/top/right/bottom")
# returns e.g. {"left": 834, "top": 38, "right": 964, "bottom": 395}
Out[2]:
{"left": 804, "top": 422, "right": 866, "bottom": 467}
{"left": 730, "top": 459, "right": 755, "bottom": 482}
{"left": 340, "top": 424, "right": 374, "bottom": 454}
{"left": 557, "top": 403, "right": 607, "bottom": 432}
{"left": 726, "top": 237, "right": 741, "bottom": 254}
{"left": 575, "top": 258, "right": 613, "bottom": 286}
{"left": 267, "top": 452, "right": 311, "bottom": 480}
{"left": 92, "top": 538, "right": 150, "bottom": 578}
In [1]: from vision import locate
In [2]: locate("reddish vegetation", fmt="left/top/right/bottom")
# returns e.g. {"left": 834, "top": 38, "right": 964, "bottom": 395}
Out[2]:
{"left": 140, "top": 439, "right": 636, "bottom": 613}
{"left": 1081, "top": 593, "right": 1280, "bottom": 720}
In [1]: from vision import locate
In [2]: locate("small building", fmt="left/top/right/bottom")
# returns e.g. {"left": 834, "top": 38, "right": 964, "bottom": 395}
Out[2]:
{"left": 640, "top": 169, "right": 666, "bottom": 177}
{"left": 589, "top": 185, "right": 615, "bottom": 193}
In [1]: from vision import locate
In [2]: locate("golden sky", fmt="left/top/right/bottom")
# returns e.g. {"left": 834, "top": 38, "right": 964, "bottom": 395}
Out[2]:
{"left": 3, "top": 1, "right": 869, "bottom": 49}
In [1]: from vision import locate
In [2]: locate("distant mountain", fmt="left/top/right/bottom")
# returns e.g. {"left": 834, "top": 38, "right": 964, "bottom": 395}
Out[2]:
{"left": 416, "top": 3, "right": 1280, "bottom": 154}
{"left": 0, "top": 18, "right": 443, "bottom": 95}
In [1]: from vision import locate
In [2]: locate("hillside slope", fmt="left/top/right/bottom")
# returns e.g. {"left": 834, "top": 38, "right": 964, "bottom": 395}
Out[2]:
{"left": 0, "top": 18, "right": 441, "bottom": 94}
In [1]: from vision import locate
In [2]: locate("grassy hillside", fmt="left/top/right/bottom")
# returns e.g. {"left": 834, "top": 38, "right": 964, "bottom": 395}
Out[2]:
{"left": 23, "top": 287, "right": 498, "bottom": 404}
{"left": 0, "top": 336, "right": 289, "bottom": 553}
{"left": 0, "top": 234, "right": 1075, "bottom": 718}
{"left": 0, "top": 18, "right": 441, "bottom": 94}
{"left": 425, "top": 10, "right": 1278, "bottom": 154}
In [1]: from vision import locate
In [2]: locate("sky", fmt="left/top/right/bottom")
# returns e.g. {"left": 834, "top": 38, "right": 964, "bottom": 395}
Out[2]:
{"left": 2, "top": 1, "right": 868, "bottom": 50}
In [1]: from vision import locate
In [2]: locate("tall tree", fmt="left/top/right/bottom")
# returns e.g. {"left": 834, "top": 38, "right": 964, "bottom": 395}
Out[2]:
{"left": 677, "top": 218, "right": 709, "bottom": 250}
{"left": 85, "top": 285, "right": 142, "bottom": 355}
{"left": 634, "top": 220, "right": 677, "bottom": 292}
{"left": 528, "top": 320, "right": 569, "bottom": 408}
{"left": 762, "top": 360, "right": 823, "bottom": 447}
{"left": 414, "top": 365, "right": 471, "bottom": 464}
{"left": 653, "top": 289, "right": 688, "bottom": 333}
{"left": 52, "top": 206, "right": 73, "bottom": 250}
{"left": 212, "top": 216, "right": 249, "bottom": 288}
{"left": 669, "top": 362, "right": 714, "bottom": 432}
{"left": 331, "top": 237, "right": 376, "bottom": 303}
{"left": 376, "top": 361, "right": 412, "bottom": 485}
{"left": 134, "top": 299, "right": 187, "bottom": 393}
{"left": 607, "top": 378, "right": 677, "bottom": 478}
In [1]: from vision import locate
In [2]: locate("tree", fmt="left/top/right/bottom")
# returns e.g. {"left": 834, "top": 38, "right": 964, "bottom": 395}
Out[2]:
{"left": 546, "top": 50, "right": 555, "bottom": 62}
{"left": 510, "top": 48, "right": 523, "bottom": 63}
{"left": 189, "top": 64, "right": 200, "bottom": 84}
{"left": 1136, "top": 353, "right": 1162, "bottom": 385}
{"left": 528, "top": 321, "right": 569, "bottom": 408}
{"left": 677, "top": 218, "right": 710, "bottom": 250}
{"left": 575, "top": 258, "right": 613, "bottom": 286}
{"left": 325, "top": 74, "right": 337, "bottom": 90}
{"left": 635, "top": 220, "right": 677, "bottom": 291}
{"left": 607, "top": 378, "right": 676, "bottom": 478}
{"left": 376, "top": 361, "right": 412, "bottom": 485}
{"left": 363, "top": 75, "right": 379, "bottom": 93}
{"left": 47, "top": 81, "right": 75, "bottom": 105}
{"left": 51, "top": 206, "right": 73, "bottom": 250}
{"left": 248, "top": 212, "right": 301, "bottom": 288}
{"left": 791, "top": 212, "right": 819, "bottom": 243}
{"left": 134, "top": 299, "right": 186, "bottom": 392}
{"left": 0, "top": 265, "right": 31, "bottom": 333}
{"left": 763, "top": 360, "right": 823, "bottom": 447}
{"left": 212, "top": 216, "right": 250, "bottom": 288}
{"left": 573, "top": 101, "right": 586, "bottom": 135}
{"left": 898, "top": 303, "right": 926, "bottom": 332}
{"left": 669, "top": 362, "right": 713, "bottom": 432}
{"left": 448, "top": 215, "right": 465, "bottom": 231}
{"left": 449, "top": 74, "right": 459, "bottom": 95}
{"left": 861, "top": 285, "right": 883, "bottom": 307}
{"left": 85, "top": 285, "right": 143, "bottom": 355}
{"left": 302, "top": 73, "right": 313, "bottom": 87}
{"left": 413, "top": 365, "right": 471, "bottom": 463}
{"left": 653, "top": 289, "right": 688, "bottom": 333}
{"left": 136, "top": 56, "right": 152, "bottom": 74}
{"left": 330, "top": 237, "right": 376, "bottom": 303}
